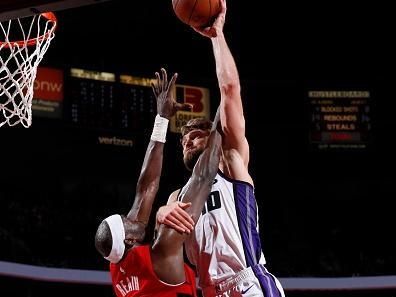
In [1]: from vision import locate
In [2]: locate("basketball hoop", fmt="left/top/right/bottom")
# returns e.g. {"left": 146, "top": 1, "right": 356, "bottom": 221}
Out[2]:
{"left": 0, "top": 12, "right": 57, "bottom": 127}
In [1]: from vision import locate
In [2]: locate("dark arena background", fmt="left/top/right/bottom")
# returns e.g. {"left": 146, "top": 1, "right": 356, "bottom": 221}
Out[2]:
{"left": 0, "top": 1, "right": 395, "bottom": 296}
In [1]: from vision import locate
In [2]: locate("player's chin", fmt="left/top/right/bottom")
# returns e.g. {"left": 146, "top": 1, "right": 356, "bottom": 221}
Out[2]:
{"left": 183, "top": 152, "right": 200, "bottom": 171}
{"left": 183, "top": 156, "right": 194, "bottom": 171}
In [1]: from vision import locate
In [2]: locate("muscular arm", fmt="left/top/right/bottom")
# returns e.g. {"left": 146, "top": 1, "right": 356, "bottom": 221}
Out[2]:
{"left": 212, "top": 33, "right": 249, "bottom": 166}
{"left": 126, "top": 140, "right": 164, "bottom": 224}
{"left": 167, "top": 107, "right": 221, "bottom": 225}
{"left": 177, "top": 110, "right": 222, "bottom": 219}
{"left": 212, "top": 1, "right": 249, "bottom": 168}
{"left": 126, "top": 69, "right": 191, "bottom": 225}
{"left": 152, "top": 108, "right": 222, "bottom": 283}
{"left": 192, "top": 0, "right": 251, "bottom": 185}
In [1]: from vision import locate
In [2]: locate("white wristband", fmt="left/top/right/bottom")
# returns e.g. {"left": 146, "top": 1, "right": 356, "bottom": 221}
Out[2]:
{"left": 150, "top": 114, "right": 169, "bottom": 143}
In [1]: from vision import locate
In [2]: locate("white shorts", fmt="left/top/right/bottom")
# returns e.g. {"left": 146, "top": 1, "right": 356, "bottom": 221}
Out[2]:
{"left": 201, "top": 265, "right": 285, "bottom": 297}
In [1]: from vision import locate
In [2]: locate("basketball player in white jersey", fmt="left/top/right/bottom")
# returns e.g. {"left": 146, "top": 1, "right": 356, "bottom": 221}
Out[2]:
{"left": 157, "top": 0, "right": 286, "bottom": 296}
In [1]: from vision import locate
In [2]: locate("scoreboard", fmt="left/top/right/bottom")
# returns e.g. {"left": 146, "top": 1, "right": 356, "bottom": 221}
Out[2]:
{"left": 119, "top": 75, "right": 157, "bottom": 131}
{"left": 308, "top": 89, "right": 371, "bottom": 150}
{"left": 32, "top": 67, "right": 211, "bottom": 137}
{"left": 67, "top": 68, "right": 158, "bottom": 132}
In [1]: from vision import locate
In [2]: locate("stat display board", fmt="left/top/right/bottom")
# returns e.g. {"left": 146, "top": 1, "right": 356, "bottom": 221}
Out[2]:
{"left": 65, "top": 68, "right": 210, "bottom": 134}
{"left": 66, "top": 68, "right": 156, "bottom": 131}
{"left": 308, "top": 90, "right": 371, "bottom": 150}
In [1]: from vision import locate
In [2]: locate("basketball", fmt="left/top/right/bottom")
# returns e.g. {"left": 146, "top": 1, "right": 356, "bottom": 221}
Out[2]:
{"left": 172, "top": 0, "right": 221, "bottom": 28}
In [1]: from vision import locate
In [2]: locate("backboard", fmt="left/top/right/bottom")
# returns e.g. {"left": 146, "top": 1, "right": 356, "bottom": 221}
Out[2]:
{"left": 0, "top": 0, "right": 111, "bottom": 22}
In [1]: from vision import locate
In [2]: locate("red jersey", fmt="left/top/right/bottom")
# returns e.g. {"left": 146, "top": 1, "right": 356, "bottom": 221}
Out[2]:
{"left": 110, "top": 244, "right": 197, "bottom": 297}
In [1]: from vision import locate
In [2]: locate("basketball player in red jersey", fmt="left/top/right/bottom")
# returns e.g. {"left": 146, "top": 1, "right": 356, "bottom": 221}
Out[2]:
{"left": 95, "top": 68, "right": 222, "bottom": 297}
{"left": 157, "top": 0, "right": 286, "bottom": 296}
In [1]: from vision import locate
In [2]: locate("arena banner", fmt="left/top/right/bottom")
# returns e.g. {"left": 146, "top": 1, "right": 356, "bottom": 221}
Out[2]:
{"left": 171, "top": 84, "right": 210, "bottom": 133}
{"left": 32, "top": 67, "right": 64, "bottom": 119}
{"left": 65, "top": 69, "right": 210, "bottom": 136}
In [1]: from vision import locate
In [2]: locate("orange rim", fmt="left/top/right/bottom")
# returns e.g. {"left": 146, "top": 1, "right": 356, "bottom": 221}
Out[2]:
{"left": 0, "top": 12, "right": 57, "bottom": 48}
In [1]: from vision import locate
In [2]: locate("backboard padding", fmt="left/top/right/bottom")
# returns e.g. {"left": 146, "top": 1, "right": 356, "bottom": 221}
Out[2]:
{"left": 0, "top": 0, "right": 111, "bottom": 21}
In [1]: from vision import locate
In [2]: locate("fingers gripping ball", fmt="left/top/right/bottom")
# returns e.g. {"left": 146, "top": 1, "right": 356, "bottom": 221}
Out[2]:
{"left": 172, "top": 0, "right": 221, "bottom": 28}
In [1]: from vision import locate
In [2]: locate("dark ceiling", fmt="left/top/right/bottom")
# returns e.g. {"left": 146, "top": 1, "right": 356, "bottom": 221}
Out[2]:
{"left": 1, "top": 1, "right": 395, "bottom": 279}
{"left": 1, "top": 0, "right": 393, "bottom": 80}
{"left": 31, "top": 0, "right": 393, "bottom": 81}
{"left": 1, "top": 1, "right": 395, "bottom": 182}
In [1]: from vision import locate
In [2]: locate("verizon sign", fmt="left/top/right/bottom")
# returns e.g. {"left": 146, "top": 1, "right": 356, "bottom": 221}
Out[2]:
{"left": 32, "top": 67, "right": 64, "bottom": 119}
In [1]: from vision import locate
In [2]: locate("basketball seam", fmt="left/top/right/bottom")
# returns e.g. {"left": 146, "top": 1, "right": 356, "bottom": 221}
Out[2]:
{"left": 188, "top": 0, "right": 199, "bottom": 26}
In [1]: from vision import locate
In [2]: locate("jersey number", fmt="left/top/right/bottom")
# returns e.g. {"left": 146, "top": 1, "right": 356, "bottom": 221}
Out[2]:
{"left": 202, "top": 191, "right": 221, "bottom": 215}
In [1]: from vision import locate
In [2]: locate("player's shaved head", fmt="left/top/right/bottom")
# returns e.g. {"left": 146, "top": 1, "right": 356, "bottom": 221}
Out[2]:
{"left": 95, "top": 220, "right": 112, "bottom": 258}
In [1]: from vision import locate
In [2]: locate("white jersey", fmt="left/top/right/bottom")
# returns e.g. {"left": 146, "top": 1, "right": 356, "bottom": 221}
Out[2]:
{"left": 178, "top": 171, "right": 267, "bottom": 288}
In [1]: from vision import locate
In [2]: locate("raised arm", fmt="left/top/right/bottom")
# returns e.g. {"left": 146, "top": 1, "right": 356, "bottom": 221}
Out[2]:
{"left": 177, "top": 107, "right": 222, "bottom": 219}
{"left": 151, "top": 107, "right": 222, "bottom": 283}
{"left": 194, "top": 0, "right": 249, "bottom": 167}
{"left": 127, "top": 69, "right": 191, "bottom": 224}
{"left": 94, "top": 69, "right": 191, "bottom": 262}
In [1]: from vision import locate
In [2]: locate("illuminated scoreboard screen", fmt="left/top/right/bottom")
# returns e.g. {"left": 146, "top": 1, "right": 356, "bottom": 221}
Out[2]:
{"left": 308, "top": 90, "right": 371, "bottom": 150}
{"left": 118, "top": 75, "right": 157, "bottom": 131}
{"left": 66, "top": 68, "right": 157, "bottom": 132}
{"left": 65, "top": 68, "right": 210, "bottom": 134}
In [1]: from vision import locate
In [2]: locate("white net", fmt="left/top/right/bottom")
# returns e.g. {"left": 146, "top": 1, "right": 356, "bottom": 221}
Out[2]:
{"left": 0, "top": 13, "right": 56, "bottom": 127}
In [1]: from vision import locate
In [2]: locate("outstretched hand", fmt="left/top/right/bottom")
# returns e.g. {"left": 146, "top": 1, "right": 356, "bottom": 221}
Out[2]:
{"left": 156, "top": 201, "right": 195, "bottom": 234}
{"left": 151, "top": 68, "right": 192, "bottom": 119}
{"left": 192, "top": 0, "right": 226, "bottom": 38}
